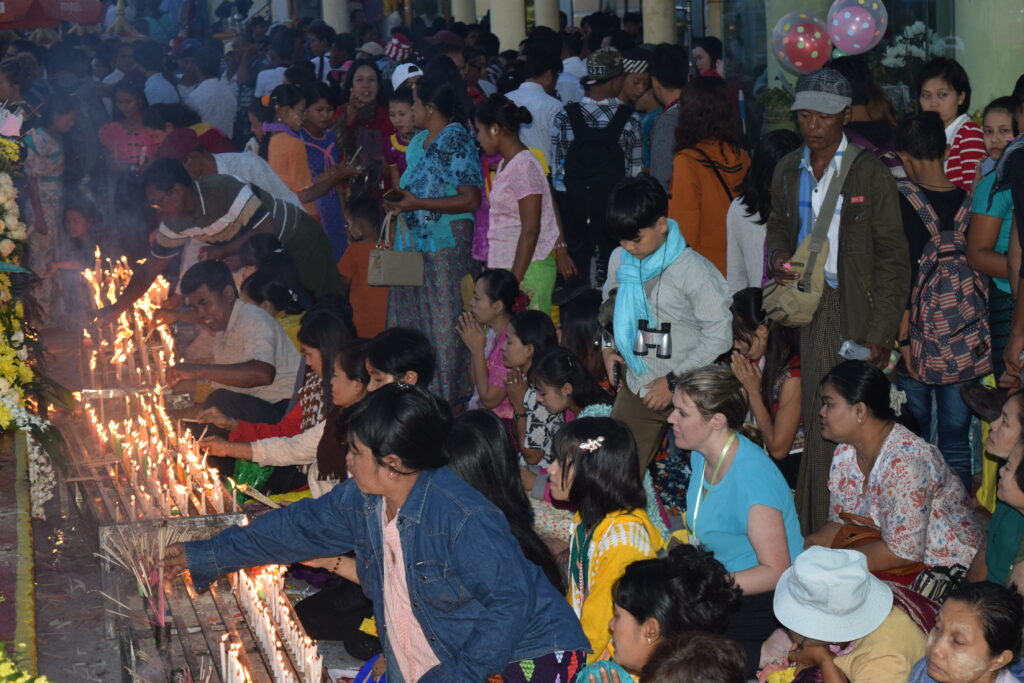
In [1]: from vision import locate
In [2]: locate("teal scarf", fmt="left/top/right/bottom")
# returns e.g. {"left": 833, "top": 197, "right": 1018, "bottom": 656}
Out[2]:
{"left": 613, "top": 219, "right": 686, "bottom": 377}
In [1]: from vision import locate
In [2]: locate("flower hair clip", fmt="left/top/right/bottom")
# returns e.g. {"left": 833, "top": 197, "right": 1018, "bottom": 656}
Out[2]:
{"left": 511, "top": 292, "right": 532, "bottom": 314}
{"left": 579, "top": 436, "right": 605, "bottom": 453}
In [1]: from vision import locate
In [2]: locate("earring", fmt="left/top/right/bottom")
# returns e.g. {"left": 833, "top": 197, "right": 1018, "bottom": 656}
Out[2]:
{"left": 646, "top": 636, "right": 653, "bottom": 645}
{"left": 490, "top": 127, "right": 498, "bottom": 136}
{"left": 858, "top": 418, "right": 863, "bottom": 424}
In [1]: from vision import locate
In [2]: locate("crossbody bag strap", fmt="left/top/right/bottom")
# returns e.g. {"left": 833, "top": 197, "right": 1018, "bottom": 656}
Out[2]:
{"left": 799, "top": 144, "right": 863, "bottom": 291}
{"left": 689, "top": 145, "right": 735, "bottom": 201}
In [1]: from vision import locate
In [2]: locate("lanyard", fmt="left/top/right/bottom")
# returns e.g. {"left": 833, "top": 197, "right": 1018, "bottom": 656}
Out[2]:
{"left": 690, "top": 432, "right": 736, "bottom": 541}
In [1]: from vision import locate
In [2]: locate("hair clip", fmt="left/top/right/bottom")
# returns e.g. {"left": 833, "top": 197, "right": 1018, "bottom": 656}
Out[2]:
{"left": 579, "top": 436, "right": 605, "bottom": 453}
{"left": 260, "top": 94, "right": 272, "bottom": 107}
{"left": 394, "top": 381, "right": 411, "bottom": 390}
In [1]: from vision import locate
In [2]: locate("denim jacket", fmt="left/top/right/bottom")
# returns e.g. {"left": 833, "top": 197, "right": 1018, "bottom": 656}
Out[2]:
{"left": 185, "top": 467, "right": 589, "bottom": 681}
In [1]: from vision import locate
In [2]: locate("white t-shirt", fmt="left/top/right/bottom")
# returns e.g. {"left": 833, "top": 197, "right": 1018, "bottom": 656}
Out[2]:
{"left": 725, "top": 197, "right": 766, "bottom": 294}
{"left": 254, "top": 67, "right": 286, "bottom": 97}
{"left": 185, "top": 78, "right": 238, "bottom": 138}
{"left": 214, "top": 153, "right": 303, "bottom": 208}
{"left": 211, "top": 299, "right": 301, "bottom": 403}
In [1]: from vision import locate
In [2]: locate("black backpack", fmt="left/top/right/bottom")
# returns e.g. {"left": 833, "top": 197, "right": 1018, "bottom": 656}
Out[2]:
{"left": 563, "top": 103, "right": 633, "bottom": 227}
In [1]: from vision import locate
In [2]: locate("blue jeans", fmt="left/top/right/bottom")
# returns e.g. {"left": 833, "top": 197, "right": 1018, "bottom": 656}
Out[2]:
{"left": 896, "top": 374, "right": 975, "bottom": 492}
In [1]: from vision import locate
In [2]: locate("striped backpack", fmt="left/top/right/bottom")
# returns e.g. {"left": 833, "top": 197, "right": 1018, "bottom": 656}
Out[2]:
{"left": 900, "top": 181, "right": 990, "bottom": 385}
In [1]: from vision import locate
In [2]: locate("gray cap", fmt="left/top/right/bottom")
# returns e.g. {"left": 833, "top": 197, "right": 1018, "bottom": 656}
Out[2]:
{"left": 790, "top": 68, "right": 853, "bottom": 115}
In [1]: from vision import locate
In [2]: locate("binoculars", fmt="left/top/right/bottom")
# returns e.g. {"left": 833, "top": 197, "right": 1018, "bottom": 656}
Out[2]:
{"left": 633, "top": 320, "right": 672, "bottom": 359}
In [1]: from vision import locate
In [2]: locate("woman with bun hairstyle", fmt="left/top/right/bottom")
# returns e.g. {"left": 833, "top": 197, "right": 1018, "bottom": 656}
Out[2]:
{"left": 668, "top": 364, "right": 803, "bottom": 674}
{"left": 576, "top": 543, "right": 742, "bottom": 681}
{"left": 166, "top": 384, "right": 589, "bottom": 681}
{"left": 475, "top": 93, "right": 570, "bottom": 315}
{"left": 457, "top": 268, "right": 526, "bottom": 420}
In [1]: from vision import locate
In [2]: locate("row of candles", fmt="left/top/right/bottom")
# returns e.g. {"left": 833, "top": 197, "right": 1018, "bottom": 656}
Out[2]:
{"left": 219, "top": 634, "right": 254, "bottom": 683}
{"left": 235, "top": 566, "right": 323, "bottom": 683}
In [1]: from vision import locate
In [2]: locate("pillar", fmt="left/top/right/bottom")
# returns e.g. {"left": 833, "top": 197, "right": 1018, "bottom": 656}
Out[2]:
{"left": 322, "top": 0, "right": 350, "bottom": 33}
{"left": 491, "top": 0, "right": 526, "bottom": 52}
{"left": 453, "top": 0, "right": 475, "bottom": 23}
{"left": 535, "top": 0, "right": 559, "bottom": 31}
{"left": 475, "top": 0, "right": 489, "bottom": 23}
{"left": 271, "top": 0, "right": 289, "bottom": 24}
{"left": 954, "top": 0, "right": 1024, "bottom": 114}
{"left": 643, "top": 0, "right": 675, "bottom": 45}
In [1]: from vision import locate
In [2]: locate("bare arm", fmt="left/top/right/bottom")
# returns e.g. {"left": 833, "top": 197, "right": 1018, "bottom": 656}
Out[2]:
{"left": 384, "top": 185, "right": 482, "bottom": 215}
{"left": 733, "top": 504, "right": 792, "bottom": 595}
{"left": 804, "top": 521, "right": 842, "bottom": 549}
{"left": 98, "top": 256, "right": 172, "bottom": 322}
{"left": 510, "top": 194, "right": 541, "bottom": 282}
{"left": 966, "top": 213, "right": 1010, "bottom": 279}
{"left": 297, "top": 164, "right": 360, "bottom": 203}
{"left": 168, "top": 360, "right": 276, "bottom": 388}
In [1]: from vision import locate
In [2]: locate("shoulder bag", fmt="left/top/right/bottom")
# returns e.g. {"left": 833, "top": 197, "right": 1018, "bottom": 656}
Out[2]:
{"left": 368, "top": 211, "right": 424, "bottom": 287}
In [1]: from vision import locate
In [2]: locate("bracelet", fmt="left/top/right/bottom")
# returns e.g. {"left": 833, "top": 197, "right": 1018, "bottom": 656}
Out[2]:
{"left": 553, "top": 241, "right": 568, "bottom": 250}
{"left": 899, "top": 339, "right": 910, "bottom": 348}
{"left": 514, "top": 412, "right": 528, "bottom": 420}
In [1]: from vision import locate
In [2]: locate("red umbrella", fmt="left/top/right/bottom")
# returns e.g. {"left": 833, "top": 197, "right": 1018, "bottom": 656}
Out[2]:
{"left": 0, "top": 0, "right": 102, "bottom": 29}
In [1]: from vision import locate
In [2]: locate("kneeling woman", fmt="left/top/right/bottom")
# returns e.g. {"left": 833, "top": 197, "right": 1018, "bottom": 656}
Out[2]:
{"left": 165, "top": 384, "right": 588, "bottom": 680}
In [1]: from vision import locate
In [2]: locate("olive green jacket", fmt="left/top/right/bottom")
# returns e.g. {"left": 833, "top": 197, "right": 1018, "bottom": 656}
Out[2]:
{"left": 765, "top": 146, "right": 910, "bottom": 348}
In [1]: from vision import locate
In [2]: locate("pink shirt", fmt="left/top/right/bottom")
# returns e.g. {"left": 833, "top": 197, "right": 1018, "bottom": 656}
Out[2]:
{"left": 381, "top": 504, "right": 440, "bottom": 680}
{"left": 469, "top": 328, "right": 513, "bottom": 419}
{"left": 486, "top": 150, "right": 559, "bottom": 269}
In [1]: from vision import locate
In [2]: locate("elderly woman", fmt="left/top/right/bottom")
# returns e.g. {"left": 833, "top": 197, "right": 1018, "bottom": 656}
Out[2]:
{"left": 805, "top": 361, "right": 982, "bottom": 575}
{"left": 383, "top": 70, "right": 482, "bottom": 402}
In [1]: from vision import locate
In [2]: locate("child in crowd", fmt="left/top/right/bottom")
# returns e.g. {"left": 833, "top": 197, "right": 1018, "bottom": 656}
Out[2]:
{"left": 458, "top": 268, "right": 524, "bottom": 420}
{"left": 603, "top": 174, "right": 732, "bottom": 471}
{"left": 365, "top": 326, "right": 436, "bottom": 389}
{"left": 443, "top": 410, "right": 565, "bottom": 593}
{"left": 384, "top": 85, "right": 416, "bottom": 190}
{"left": 241, "top": 268, "right": 307, "bottom": 351}
{"left": 728, "top": 287, "right": 803, "bottom": 488}
{"left": 25, "top": 95, "right": 78, "bottom": 321}
{"left": 47, "top": 194, "right": 102, "bottom": 331}
{"left": 337, "top": 194, "right": 387, "bottom": 338}
{"left": 503, "top": 310, "right": 562, "bottom": 468}
{"left": 529, "top": 347, "right": 613, "bottom": 420}
{"left": 246, "top": 97, "right": 273, "bottom": 156}
{"left": 549, "top": 417, "right": 664, "bottom": 663}
{"left": 301, "top": 81, "right": 355, "bottom": 261}
{"left": 558, "top": 289, "right": 611, "bottom": 388}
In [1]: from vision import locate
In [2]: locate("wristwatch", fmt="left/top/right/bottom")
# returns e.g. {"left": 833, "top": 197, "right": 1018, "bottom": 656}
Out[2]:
{"left": 665, "top": 372, "right": 677, "bottom": 393}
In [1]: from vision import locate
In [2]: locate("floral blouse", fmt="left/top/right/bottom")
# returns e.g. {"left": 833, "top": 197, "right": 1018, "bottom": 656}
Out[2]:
{"left": 828, "top": 423, "right": 982, "bottom": 568}
{"left": 398, "top": 123, "right": 482, "bottom": 253}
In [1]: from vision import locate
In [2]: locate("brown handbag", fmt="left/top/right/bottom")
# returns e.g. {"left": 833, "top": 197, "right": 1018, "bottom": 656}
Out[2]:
{"left": 830, "top": 512, "right": 926, "bottom": 577}
{"left": 367, "top": 211, "right": 424, "bottom": 287}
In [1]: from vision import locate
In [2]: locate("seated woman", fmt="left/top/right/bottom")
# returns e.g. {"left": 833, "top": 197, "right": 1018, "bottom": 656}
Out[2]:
{"left": 364, "top": 326, "right": 436, "bottom": 390}
{"left": 969, "top": 393, "right": 1024, "bottom": 586}
{"left": 773, "top": 547, "right": 927, "bottom": 682}
{"left": 165, "top": 384, "right": 589, "bottom": 680}
{"left": 668, "top": 364, "right": 804, "bottom": 675}
{"left": 910, "top": 581, "right": 1023, "bottom": 683}
{"left": 805, "top": 360, "right": 982, "bottom": 575}
{"left": 577, "top": 544, "right": 742, "bottom": 681}
{"left": 549, "top": 417, "right": 665, "bottom": 663}
{"left": 503, "top": 310, "right": 562, "bottom": 468}
{"left": 728, "top": 287, "right": 803, "bottom": 488}
{"left": 241, "top": 267, "right": 308, "bottom": 351}
{"left": 443, "top": 410, "right": 563, "bottom": 593}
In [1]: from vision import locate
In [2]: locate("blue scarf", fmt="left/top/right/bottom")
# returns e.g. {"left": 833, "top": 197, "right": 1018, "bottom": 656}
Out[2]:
{"left": 614, "top": 219, "right": 686, "bottom": 377}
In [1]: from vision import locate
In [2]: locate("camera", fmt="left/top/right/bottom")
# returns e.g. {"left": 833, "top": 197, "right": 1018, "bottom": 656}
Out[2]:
{"left": 633, "top": 320, "right": 672, "bottom": 359}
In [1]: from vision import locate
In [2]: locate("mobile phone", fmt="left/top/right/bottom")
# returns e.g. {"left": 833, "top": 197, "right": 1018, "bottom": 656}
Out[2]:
{"left": 382, "top": 188, "right": 403, "bottom": 203}
{"left": 613, "top": 361, "right": 622, "bottom": 388}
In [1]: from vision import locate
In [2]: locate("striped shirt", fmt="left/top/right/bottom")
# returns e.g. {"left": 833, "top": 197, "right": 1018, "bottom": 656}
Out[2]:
{"left": 944, "top": 115, "right": 986, "bottom": 192}
{"left": 153, "top": 174, "right": 303, "bottom": 259}
{"left": 550, "top": 97, "right": 643, "bottom": 191}
{"left": 799, "top": 135, "right": 848, "bottom": 287}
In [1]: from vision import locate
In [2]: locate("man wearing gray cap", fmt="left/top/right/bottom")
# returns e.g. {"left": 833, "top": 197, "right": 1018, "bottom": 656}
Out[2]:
{"left": 765, "top": 68, "right": 909, "bottom": 533}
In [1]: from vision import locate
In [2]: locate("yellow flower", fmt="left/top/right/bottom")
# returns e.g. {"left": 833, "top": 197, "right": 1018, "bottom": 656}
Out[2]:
{"left": 17, "top": 362, "right": 32, "bottom": 384}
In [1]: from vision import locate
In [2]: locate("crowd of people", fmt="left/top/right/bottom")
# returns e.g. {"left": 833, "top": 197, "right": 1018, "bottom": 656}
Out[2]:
{"left": 6, "top": 4, "right": 1024, "bottom": 682}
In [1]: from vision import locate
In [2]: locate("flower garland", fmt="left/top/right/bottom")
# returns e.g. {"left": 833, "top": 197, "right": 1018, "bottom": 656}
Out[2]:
{"left": 0, "top": 105, "right": 58, "bottom": 519}
{"left": 0, "top": 646, "right": 51, "bottom": 683}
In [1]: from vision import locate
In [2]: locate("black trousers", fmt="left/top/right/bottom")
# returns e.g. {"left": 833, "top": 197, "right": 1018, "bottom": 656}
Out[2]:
{"left": 725, "top": 589, "right": 778, "bottom": 678}
{"left": 293, "top": 574, "right": 380, "bottom": 660}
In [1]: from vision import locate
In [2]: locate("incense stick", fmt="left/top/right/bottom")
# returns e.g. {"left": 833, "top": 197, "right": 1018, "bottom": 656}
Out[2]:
{"left": 235, "top": 484, "right": 281, "bottom": 509}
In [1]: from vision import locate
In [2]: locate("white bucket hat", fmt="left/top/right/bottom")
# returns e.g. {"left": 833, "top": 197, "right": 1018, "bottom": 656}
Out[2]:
{"left": 391, "top": 63, "right": 423, "bottom": 92}
{"left": 773, "top": 547, "right": 893, "bottom": 643}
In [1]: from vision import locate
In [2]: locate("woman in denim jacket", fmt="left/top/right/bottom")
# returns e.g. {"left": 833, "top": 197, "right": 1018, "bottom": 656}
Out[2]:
{"left": 165, "top": 384, "right": 588, "bottom": 682}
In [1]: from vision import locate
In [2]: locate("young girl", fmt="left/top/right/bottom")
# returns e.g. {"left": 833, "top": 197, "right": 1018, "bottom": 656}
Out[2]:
{"left": 529, "top": 347, "right": 613, "bottom": 420}
{"left": 558, "top": 289, "right": 611, "bottom": 388}
{"left": 457, "top": 268, "right": 524, "bottom": 420}
{"left": 47, "top": 194, "right": 101, "bottom": 331}
{"left": 246, "top": 97, "right": 273, "bottom": 156}
{"left": 549, "top": 417, "right": 664, "bottom": 663}
{"left": 168, "top": 384, "right": 589, "bottom": 681}
{"left": 503, "top": 310, "right": 562, "bottom": 468}
{"left": 968, "top": 96, "right": 1020, "bottom": 377}
{"left": 917, "top": 57, "right": 986, "bottom": 191}
{"left": 25, "top": 95, "right": 79, "bottom": 322}
{"left": 443, "top": 409, "right": 565, "bottom": 592}
{"left": 365, "top": 326, "right": 436, "bottom": 390}
{"left": 241, "top": 268, "right": 308, "bottom": 351}
{"left": 728, "top": 287, "right": 803, "bottom": 487}
{"left": 300, "top": 81, "right": 358, "bottom": 261}
{"left": 99, "top": 79, "right": 162, "bottom": 168}
{"left": 198, "top": 332, "right": 367, "bottom": 499}
{"left": 337, "top": 194, "right": 387, "bottom": 338}
{"left": 474, "top": 94, "right": 564, "bottom": 314}
{"left": 264, "top": 84, "right": 326, "bottom": 217}
{"left": 385, "top": 84, "right": 416, "bottom": 190}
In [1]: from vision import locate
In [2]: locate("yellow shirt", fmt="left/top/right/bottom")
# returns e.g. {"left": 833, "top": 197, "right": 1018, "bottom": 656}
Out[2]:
{"left": 568, "top": 509, "right": 664, "bottom": 664}
{"left": 834, "top": 607, "right": 926, "bottom": 683}
{"left": 275, "top": 311, "right": 303, "bottom": 351}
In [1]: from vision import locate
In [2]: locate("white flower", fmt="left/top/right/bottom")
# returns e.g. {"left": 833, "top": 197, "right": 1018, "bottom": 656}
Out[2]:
{"left": 0, "top": 378, "right": 11, "bottom": 393}
{"left": 8, "top": 222, "right": 25, "bottom": 240}
{"left": 0, "top": 239, "right": 15, "bottom": 257}
{"left": 0, "top": 173, "right": 12, "bottom": 190}
{"left": 11, "top": 330, "right": 24, "bottom": 345}
{"left": 16, "top": 346, "right": 27, "bottom": 361}
{"left": 3, "top": 200, "right": 17, "bottom": 218}
{"left": 908, "top": 45, "right": 927, "bottom": 59}
{"left": 0, "top": 188, "right": 10, "bottom": 204}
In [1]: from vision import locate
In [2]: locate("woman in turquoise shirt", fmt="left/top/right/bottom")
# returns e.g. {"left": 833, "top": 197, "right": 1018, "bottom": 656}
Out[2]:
{"left": 383, "top": 70, "right": 482, "bottom": 403}
{"left": 667, "top": 364, "right": 803, "bottom": 676}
